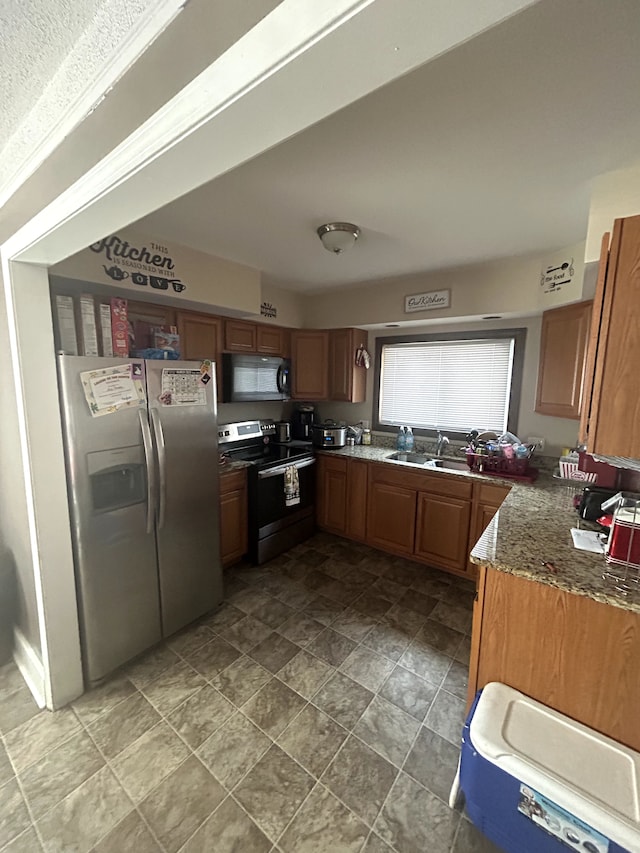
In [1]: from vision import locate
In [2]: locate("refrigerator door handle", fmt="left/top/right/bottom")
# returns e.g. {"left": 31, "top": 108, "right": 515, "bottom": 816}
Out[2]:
{"left": 150, "top": 408, "right": 167, "bottom": 530}
{"left": 138, "top": 409, "right": 156, "bottom": 534}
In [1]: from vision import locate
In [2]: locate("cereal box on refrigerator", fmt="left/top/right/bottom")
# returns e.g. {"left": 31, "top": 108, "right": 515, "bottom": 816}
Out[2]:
{"left": 110, "top": 298, "right": 129, "bottom": 358}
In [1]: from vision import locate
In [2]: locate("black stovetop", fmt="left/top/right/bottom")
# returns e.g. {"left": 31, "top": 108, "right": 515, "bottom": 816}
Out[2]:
{"left": 223, "top": 440, "right": 313, "bottom": 469}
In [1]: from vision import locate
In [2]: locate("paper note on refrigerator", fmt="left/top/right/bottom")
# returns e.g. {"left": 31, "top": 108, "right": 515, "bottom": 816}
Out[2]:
{"left": 81, "top": 364, "right": 146, "bottom": 417}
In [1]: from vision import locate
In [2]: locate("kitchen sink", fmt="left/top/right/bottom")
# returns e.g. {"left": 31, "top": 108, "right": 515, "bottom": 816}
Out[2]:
{"left": 386, "top": 452, "right": 469, "bottom": 472}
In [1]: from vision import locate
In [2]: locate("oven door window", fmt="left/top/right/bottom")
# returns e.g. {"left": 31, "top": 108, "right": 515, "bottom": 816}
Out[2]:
{"left": 256, "top": 462, "right": 315, "bottom": 528}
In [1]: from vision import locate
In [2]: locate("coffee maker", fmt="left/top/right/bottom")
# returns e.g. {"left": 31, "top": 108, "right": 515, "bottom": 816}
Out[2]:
{"left": 291, "top": 405, "right": 316, "bottom": 440}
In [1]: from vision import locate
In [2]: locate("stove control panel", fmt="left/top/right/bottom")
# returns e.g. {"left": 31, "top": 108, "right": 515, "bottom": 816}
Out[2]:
{"left": 260, "top": 421, "right": 276, "bottom": 436}
{"left": 218, "top": 420, "right": 265, "bottom": 445}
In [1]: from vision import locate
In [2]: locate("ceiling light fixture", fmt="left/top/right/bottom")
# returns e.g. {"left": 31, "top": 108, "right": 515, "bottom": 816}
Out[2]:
{"left": 317, "top": 222, "right": 360, "bottom": 254}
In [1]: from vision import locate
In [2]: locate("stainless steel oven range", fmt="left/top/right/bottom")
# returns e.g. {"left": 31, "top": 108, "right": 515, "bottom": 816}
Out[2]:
{"left": 218, "top": 421, "right": 316, "bottom": 563}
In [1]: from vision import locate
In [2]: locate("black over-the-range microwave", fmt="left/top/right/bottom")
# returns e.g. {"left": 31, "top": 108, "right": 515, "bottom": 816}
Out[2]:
{"left": 221, "top": 353, "right": 291, "bottom": 402}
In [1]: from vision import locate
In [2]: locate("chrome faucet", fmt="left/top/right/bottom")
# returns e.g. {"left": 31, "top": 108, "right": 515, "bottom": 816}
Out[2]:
{"left": 435, "top": 431, "right": 450, "bottom": 457}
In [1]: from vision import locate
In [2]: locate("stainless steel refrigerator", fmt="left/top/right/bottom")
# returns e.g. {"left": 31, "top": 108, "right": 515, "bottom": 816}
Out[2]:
{"left": 57, "top": 355, "right": 223, "bottom": 684}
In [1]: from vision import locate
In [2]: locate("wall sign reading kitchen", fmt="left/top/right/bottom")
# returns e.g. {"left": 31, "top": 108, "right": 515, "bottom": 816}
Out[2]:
{"left": 404, "top": 289, "right": 451, "bottom": 313}
{"left": 90, "top": 235, "right": 188, "bottom": 294}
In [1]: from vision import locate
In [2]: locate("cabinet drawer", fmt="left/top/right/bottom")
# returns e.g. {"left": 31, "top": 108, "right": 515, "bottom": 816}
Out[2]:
{"left": 220, "top": 468, "right": 246, "bottom": 494}
{"left": 473, "top": 482, "right": 510, "bottom": 507}
{"left": 370, "top": 462, "right": 472, "bottom": 500}
{"left": 319, "top": 454, "right": 348, "bottom": 474}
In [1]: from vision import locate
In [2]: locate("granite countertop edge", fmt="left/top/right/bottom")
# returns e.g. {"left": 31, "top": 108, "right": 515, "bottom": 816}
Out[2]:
{"left": 318, "top": 445, "right": 640, "bottom": 615}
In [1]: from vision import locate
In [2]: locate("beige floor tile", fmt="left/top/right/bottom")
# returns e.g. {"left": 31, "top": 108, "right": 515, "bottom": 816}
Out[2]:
{"left": 233, "top": 745, "right": 314, "bottom": 841}
{"left": 4, "top": 707, "right": 80, "bottom": 773}
{"left": 139, "top": 756, "right": 225, "bottom": 853}
{"left": 279, "top": 783, "right": 369, "bottom": 853}
{"left": 111, "top": 721, "right": 190, "bottom": 803}
{"left": 36, "top": 766, "right": 131, "bottom": 853}
{"left": 20, "top": 728, "right": 104, "bottom": 819}
{"left": 197, "top": 712, "right": 271, "bottom": 788}
{"left": 179, "top": 796, "right": 271, "bottom": 853}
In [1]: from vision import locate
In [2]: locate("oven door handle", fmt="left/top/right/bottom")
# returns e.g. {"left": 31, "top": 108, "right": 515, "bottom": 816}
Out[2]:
{"left": 257, "top": 457, "right": 316, "bottom": 479}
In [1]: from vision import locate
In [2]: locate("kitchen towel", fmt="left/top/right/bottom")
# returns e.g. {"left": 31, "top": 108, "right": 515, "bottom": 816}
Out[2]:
{"left": 284, "top": 465, "right": 300, "bottom": 507}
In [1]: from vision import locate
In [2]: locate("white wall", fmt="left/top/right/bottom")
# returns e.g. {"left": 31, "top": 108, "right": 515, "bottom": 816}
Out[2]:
{"left": 0, "top": 271, "right": 42, "bottom": 660}
{"left": 51, "top": 227, "right": 262, "bottom": 317}
{"left": 302, "top": 241, "right": 586, "bottom": 328}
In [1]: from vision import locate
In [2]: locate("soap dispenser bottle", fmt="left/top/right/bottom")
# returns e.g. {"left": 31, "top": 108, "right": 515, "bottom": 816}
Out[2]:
{"left": 396, "top": 426, "right": 406, "bottom": 452}
{"left": 405, "top": 427, "right": 414, "bottom": 452}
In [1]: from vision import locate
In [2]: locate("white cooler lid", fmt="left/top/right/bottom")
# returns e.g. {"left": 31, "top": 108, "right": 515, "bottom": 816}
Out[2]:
{"left": 470, "top": 682, "right": 640, "bottom": 850}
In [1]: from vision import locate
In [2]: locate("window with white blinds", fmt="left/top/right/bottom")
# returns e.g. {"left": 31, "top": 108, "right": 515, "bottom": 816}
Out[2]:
{"left": 378, "top": 337, "right": 516, "bottom": 434}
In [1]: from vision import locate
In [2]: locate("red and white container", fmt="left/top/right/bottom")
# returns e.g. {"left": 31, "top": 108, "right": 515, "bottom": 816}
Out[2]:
{"left": 604, "top": 494, "right": 640, "bottom": 590}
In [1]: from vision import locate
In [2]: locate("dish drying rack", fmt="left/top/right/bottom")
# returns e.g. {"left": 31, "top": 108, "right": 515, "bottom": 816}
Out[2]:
{"left": 464, "top": 448, "right": 538, "bottom": 482}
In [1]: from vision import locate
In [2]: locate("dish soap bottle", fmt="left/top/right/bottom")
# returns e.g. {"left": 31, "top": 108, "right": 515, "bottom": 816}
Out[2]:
{"left": 404, "top": 426, "right": 414, "bottom": 452}
{"left": 396, "top": 425, "right": 406, "bottom": 452}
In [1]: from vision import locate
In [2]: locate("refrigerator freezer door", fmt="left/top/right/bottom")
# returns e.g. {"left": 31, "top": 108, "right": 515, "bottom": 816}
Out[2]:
{"left": 145, "top": 360, "right": 223, "bottom": 636}
{"left": 57, "top": 356, "right": 162, "bottom": 683}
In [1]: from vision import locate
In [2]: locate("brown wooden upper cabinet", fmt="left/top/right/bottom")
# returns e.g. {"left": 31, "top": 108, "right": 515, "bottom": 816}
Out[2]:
{"left": 256, "top": 324, "right": 288, "bottom": 356}
{"left": 581, "top": 215, "right": 640, "bottom": 458}
{"left": 291, "top": 330, "right": 330, "bottom": 400}
{"left": 176, "top": 311, "right": 223, "bottom": 400}
{"left": 535, "top": 300, "right": 592, "bottom": 419}
{"left": 291, "top": 328, "right": 367, "bottom": 402}
{"left": 329, "top": 328, "right": 366, "bottom": 403}
{"left": 224, "top": 319, "right": 288, "bottom": 356}
{"left": 225, "top": 319, "right": 257, "bottom": 352}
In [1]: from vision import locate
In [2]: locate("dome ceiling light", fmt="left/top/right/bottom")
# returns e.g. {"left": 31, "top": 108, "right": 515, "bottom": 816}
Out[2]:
{"left": 317, "top": 222, "right": 360, "bottom": 254}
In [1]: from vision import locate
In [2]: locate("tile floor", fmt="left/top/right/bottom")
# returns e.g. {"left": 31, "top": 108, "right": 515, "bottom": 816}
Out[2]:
{"left": 0, "top": 533, "right": 501, "bottom": 853}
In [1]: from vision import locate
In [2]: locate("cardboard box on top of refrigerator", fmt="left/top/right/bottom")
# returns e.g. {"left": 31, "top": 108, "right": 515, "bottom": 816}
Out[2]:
{"left": 110, "top": 298, "right": 129, "bottom": 358}
{"left": 98, "top": 303, "right": 113, "bottom": 357}
{"left": 78, "top": 294, "right": 99, "bottom": 357}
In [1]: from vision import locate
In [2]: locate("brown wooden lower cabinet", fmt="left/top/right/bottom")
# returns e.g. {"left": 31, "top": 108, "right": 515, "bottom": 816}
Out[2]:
{"left": 316, "top": 456, "right": 509, "bottom": 578}
{"left": 346, "top": 459, "right": 368, "bottom": 541}
{"left": 219, "top": 469, "right": 248, "bottom": 567}
{"left": 316, "top": 455, "right": 348, "bottom": 535}
{"left": 469, "top": 566, "right": 640, "bottom": 752}
{"left": 367, "top": 481, "right": 417, "bottom": 556}
{"left": 415, "top": 491, "right": 471, "bottom": 573}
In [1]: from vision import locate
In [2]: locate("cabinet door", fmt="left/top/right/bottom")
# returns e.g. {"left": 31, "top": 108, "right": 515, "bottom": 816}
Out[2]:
{"left": 176, "top": 312, "right": 223, "bottom": 400}
{"left": 415, "top": 492, "right": 471, "bottom": 573}
{"left": 219, "top": 471, "right": 247, "bottom": 567}
{"left": 127, "top": 300, "right": 177, "bottom": 327}
{"left": 257, "top": 325, "right": 285, "bottom": 355}
{"left": 579, "top": 233, "right": 610, "bottom": 445}
{"left": 225, "top": 320, "right": 257, "bottom": 352}
{"left": 317, "top": 455, "right": 348, "bottom": 535}
{"left": 535, "top": 300, "right": 592, "bottom": 419}
{"left": 367, "top": 482, "right": 416, "bottom": 555}
{"left": 126, "top": 300, "right": 178, "bottom": 351}
{"left": 329, "top": 328, "right": 366, "bottom": 403}
{"left": 291, "top": 331, "right": 329, "bottom": 400}
{"left": 590, "top": 215, "right": 640, "bottom": 457}
{"left": 346, "top": 459, "right": 368, "bottom": 541}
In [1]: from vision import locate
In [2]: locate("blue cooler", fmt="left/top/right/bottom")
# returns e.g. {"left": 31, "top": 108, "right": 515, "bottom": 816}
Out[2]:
{"left": 453, "top": 683, "right": 640, "bottom": 853}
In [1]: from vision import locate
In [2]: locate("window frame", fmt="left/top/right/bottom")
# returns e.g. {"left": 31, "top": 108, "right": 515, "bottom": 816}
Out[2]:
{"left": 372, "top": 328, "right": 527, "bottom": 440}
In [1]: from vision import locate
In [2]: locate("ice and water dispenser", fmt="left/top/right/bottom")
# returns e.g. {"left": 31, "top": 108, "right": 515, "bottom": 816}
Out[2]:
{"left": 87, "top": 447, "right": 146, "bottom": 513}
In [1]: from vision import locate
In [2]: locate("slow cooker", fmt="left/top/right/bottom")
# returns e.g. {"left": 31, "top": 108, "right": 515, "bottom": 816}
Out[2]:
{"left": 312, "top": 421, "right": 347, "bottom": 449}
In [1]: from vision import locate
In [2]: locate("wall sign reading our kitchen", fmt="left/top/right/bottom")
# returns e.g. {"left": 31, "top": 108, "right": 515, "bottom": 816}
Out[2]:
{"left": 404, "top": 289, "right": 450, "bottom": 314}
{"left": 540, "top": 257, "right": 575, "bottom": 295}
{"left": 90, "top": 235, "right": 188, "bottom": 294}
